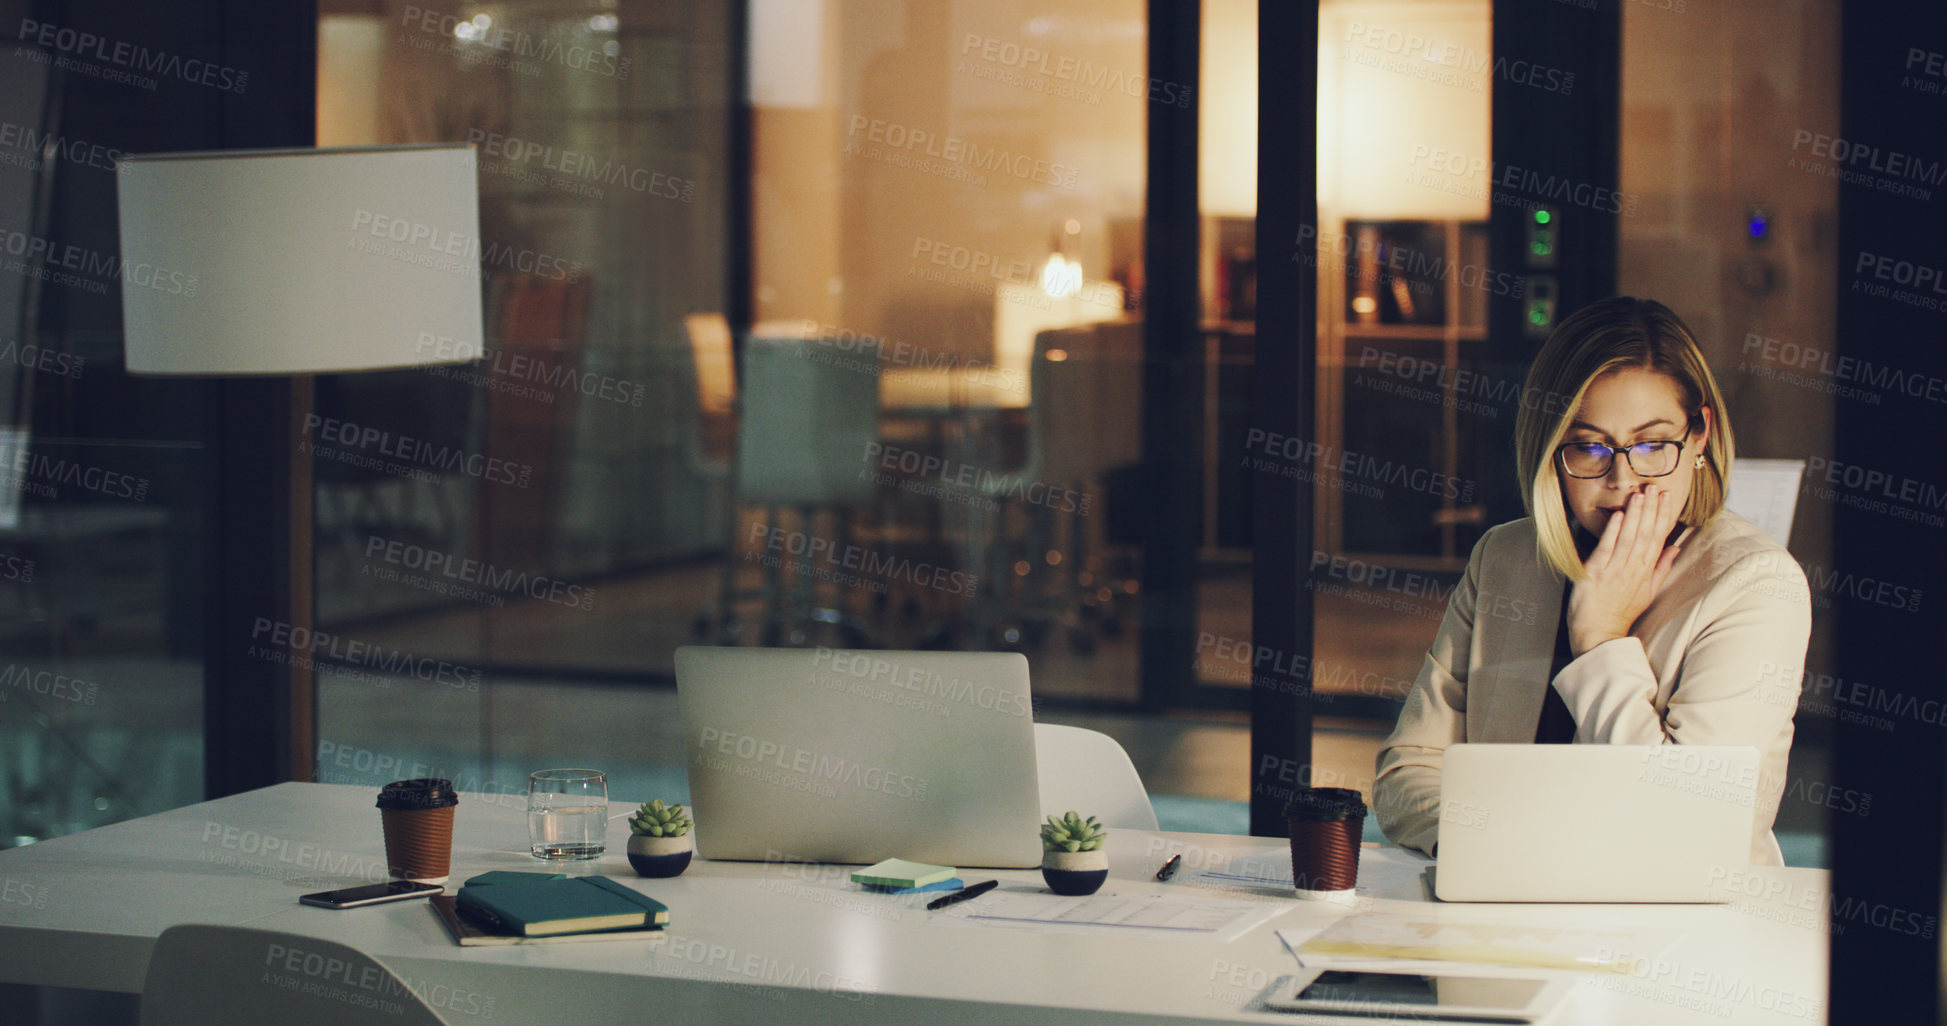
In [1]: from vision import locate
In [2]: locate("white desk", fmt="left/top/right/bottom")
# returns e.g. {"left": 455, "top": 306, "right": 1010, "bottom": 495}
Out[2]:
{"left": 0, "top": 783, "right": 1828, "bottom": 1024}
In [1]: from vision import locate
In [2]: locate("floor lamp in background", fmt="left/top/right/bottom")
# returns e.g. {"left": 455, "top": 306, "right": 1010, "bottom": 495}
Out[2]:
{"left": 116, "top": 144, "right": 485, "bottom": 792}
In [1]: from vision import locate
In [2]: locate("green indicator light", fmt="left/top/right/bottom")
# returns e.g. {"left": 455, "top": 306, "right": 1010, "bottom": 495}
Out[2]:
{"left": 1529, "top": 306, "right": 1548, "bottom": 325}
{"left": 1531, "top": 242, "right": 1552, "bottom": 257}
{"left": 1535, "top": 210, "right": 1551, "bottom": 224}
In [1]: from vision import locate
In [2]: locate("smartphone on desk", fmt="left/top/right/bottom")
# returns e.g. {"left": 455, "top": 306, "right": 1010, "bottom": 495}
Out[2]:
{"left": 299, "top": 880, "right": 444, "bottom": 910}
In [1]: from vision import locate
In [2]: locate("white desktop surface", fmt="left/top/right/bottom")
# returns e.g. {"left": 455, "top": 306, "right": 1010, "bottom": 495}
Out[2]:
{"left": 0, "top": 783, "right": 1828, "bottom": 1023}
{"left": 879, "top": 367, "right": 1027, "bottom": 412}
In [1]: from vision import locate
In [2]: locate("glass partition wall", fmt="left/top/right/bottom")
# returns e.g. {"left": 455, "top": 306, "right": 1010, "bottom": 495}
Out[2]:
{"left": 1274, "top": 0, "right": 1498, "bottom": 818}
{"left": 0, "top": 0, "right": 1839, "bottom": 873}
{"left": 0, "top": 37, "right": 207, "bottom": 849}
{"left": 312, "top": 0, "right": 735, "bottom": 800}
{"left": 307, "top": 0, "right": 1840, "bottom": 860}
{"left": 1295, "top": 0, "right": 1841, "bottom": 869}
{"left": 309, "top": 0, "right": 1303, "bottom": 831}
{"left": 743, "top": 1, "right": 1149, "bottom": 700}
{"left": 1616, "top": 0, "right": 1840, "bottom": 867}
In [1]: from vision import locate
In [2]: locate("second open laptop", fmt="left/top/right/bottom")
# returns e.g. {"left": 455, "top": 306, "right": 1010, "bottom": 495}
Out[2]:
{"left": 1431, "top": 743, "right": 1761, "bottom": 902}
{"left": 675, "top": 646, "right": 1043, "bottom": 868}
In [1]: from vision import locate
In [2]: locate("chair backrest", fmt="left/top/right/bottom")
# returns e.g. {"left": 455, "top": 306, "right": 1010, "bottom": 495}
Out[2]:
{"left": 1088, "top": 319, "right": 1144, "bottom": 469}
{"left": 1032, "top": 318, "right": 1144, "bottom": 486}
{"left": 1029, "top": 324, "right": 1099, "bottom": 486}
{"left": 735, "top": 332, "right": 880, "bottom": 506}
{"left": 1033, "top": 722, "right": 1159, "bottom": 831}
{"left": 476, "top": 272, "right": 593, "bottom": 570}
{"left": 1723, "top": 457, "right": 1806, "bottom": 545}
{"left": 685, "top": 312, "right": 738, "bottom": 416}
{"left": 140, "top": 924, "right": 449, "bottom": 1026}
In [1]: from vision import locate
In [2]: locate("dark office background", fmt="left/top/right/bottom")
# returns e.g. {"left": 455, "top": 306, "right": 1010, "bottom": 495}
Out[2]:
{"left": 1, "top": 0, "right": 1944, "bottom": 1021}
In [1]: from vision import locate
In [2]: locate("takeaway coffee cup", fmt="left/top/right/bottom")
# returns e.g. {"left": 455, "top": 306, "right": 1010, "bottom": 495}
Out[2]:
{"left": 1285, "top": 787, "right": 1366, "bottom": 901}
{"left": 377, "top": 778, "right": 459, "bottom": 884}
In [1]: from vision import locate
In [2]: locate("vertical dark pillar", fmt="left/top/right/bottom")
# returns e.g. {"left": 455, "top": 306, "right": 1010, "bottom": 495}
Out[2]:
{"left": 726, "top": 0, "right": 752, "bottom": 337}
{"left": 1248, "top": 0, "right": 1318, "bottom": 838}
{"left": 1482, "top": 0, "right": 1620, "bottom": 523}
{"left": 1139, "top": 0, "right": 1201, "bottom": 713}
{"left": 1828, "top": 5, "right": 1947, "bottom": 1019}
{"left": 204, "top": 0, "right": 317, "bottom": 796}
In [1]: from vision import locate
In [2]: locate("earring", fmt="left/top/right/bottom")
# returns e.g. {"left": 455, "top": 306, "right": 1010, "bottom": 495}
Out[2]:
{"left": 1693, "top": 454, "right": 1706, "bottom": 469}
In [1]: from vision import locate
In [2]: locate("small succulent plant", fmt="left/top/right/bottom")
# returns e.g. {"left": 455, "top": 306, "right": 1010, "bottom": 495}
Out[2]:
{"left": 1040, "top": 811, "right": 1106, "bottom": 853}
{"left": 628, "top": 799, "right": 691, "bottom": 838}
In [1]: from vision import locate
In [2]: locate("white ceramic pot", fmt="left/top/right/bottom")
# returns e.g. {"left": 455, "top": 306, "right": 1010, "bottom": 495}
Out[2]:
{"left": 1041, "top": 849, "right": 1108, "bottom": 873}
{"left": 629, "top": 834, "right": 693, "bottom": 858}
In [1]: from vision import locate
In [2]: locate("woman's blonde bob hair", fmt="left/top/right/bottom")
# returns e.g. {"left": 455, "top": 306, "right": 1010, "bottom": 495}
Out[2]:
{"left": 1514, "top": 297, "right": 1735, "bottom": 581}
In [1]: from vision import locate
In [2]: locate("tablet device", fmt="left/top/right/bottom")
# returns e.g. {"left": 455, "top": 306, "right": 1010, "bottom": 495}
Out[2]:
{"left": 1262, "top": 969, "right": 1571, "bottom": 1022}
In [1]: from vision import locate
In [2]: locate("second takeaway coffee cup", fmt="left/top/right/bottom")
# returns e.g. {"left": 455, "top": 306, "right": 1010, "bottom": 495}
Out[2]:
{"left": 1286, "top": 787, "right": 1367, "bottom": 902}
{"left": 377, "top": 778, "right": 459, "bottom": 884}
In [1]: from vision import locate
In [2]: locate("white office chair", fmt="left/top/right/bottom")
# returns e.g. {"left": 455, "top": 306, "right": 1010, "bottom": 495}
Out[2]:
{"left": 741, "top": 333, "right": 883, "bottom": 646}
{"left": 1034, "top": 722, "right": 1160, "bottom": 831}
{"left": 735, "top": 333, "right": 881, "bottom": 508}
{"left": 140, "top": 923, "right": 450, "bottom": 1026}
{"left": 700, "top": 328, "right": 884, "bottom": 646}
{"left": 1016, "top": 319, "right": 1144, "bottom": 646}
{"left": 961, "top": 322, "right": 1131, "bottom": 651}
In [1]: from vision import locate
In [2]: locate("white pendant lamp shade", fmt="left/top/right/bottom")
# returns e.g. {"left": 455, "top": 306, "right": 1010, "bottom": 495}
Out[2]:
{"left": 115, "top": 144, "right": 485, "bottom": 375}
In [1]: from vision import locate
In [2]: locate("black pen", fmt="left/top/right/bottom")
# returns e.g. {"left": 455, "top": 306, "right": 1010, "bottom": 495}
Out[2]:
{"left": 1156, "top": 853, "right": 1182, "bottom": 881}
{"left": 926, "top": 879, "right": 998, "bottom": 911}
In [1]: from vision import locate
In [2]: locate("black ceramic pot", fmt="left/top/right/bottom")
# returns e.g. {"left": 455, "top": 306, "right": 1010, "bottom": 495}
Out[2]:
{"left": 627, "top": 835, "right": 693, "bottom": 878}
{"left": 1040, "top": 851, "right": 1108, "bottom": 895}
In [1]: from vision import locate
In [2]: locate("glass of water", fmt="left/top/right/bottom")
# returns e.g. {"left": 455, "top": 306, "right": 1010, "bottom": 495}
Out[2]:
{"left": 527, "top": 768, "right": 608, "bottom": 860}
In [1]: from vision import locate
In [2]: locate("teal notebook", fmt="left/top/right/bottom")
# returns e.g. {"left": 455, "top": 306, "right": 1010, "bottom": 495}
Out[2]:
{"left": 463, "top": 870, "right": 568, "bottom": 888}
{"left": 456, "top": 876, "right": 670, "bottom": 937}
{"left": 431, "top": 895, "right": 667, "bottom": 947}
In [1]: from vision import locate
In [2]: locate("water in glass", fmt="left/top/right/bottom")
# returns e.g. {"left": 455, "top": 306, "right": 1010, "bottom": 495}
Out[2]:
{"left": 527, "top": 769, "right": 607, "bottom": 860}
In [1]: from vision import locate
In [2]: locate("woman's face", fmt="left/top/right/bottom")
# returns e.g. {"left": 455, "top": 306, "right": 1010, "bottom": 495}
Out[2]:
{"left": 1558, "top": 366, "right": 1712, "bottom": 539}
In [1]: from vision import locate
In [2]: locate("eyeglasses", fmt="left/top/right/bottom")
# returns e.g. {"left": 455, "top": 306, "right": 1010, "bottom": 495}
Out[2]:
{"left": 1556, "top": 438, "right": 1688, "bottom": 478}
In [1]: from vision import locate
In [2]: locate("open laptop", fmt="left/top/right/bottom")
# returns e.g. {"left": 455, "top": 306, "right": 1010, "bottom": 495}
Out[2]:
{"left": 1430, "top": 744, "right": 1760, "bottom": 902}
{"left": 675, "top": 646, "right": 1043, "bottom": 868}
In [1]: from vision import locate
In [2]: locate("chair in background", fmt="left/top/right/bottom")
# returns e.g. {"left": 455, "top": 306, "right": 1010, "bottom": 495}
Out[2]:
{"left": 683, "top": 312, "right": 743, "bottom": 639}
{"left": 963, "top": 319, "right": 1141, "bottom": 651}
{"left": 952, "top": 323, "right": 1080, "bottom": 649}
{"left": 703, "top": 328, "right": 883, "bottom": 645}
{"left": 1722, "top": 457, "right": 1807, "bottom": 546}
{"left": 684, "top": 313, "right": 739, "bottom": 465}
{"left": 474, "top": 272, "right": 591, "bottom": 573}
{"left": 140, "top": 924, "right": 449, "bottom": 1026}
{"left": 1721, "top": 458, "right": 1813, "bottom": 865}
{"left": 1035, "top": 318, "right": 1143, "bottom": 639}
{"left": 1033, "top": 722, "right": 1159, "bottom": 831}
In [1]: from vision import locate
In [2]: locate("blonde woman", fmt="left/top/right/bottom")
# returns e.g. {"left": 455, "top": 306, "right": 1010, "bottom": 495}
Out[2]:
{"left": 1374, "top": 297, "right": 1810, "bottom": 867}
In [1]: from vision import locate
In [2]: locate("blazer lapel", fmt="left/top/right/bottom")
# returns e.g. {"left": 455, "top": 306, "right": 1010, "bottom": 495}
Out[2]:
{"left": 1468, "top": 558, "right": 1566, "bottom": 743}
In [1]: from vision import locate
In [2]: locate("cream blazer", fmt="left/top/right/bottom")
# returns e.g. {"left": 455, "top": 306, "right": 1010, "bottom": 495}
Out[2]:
{"left": 1374, "top": 510, "right": 1811, "bottom": 867}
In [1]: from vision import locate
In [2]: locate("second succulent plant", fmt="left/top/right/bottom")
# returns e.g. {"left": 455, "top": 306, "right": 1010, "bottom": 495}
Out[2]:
{"left": 1040, "top": 811, "right": 1106, "bottom": 853}
{"left": 628, "top": 799, "right": 692, "bottom": 838}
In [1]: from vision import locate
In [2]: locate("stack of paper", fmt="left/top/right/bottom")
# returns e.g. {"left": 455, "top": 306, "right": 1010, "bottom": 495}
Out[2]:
{"left": 851, "top": 859, "right": 960, "bottom": 893}
{"left": 938, "top": 891, "right": 1285, "bottom": 942}
{"left": 1282, "top": 914, "right": 1678, "bottom": 974}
